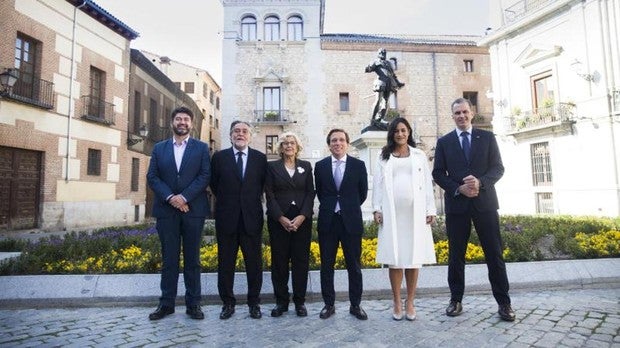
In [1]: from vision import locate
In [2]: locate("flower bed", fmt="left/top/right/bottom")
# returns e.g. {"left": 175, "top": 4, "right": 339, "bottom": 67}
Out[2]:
{"left": 0, "top": 215, "right": 618, "bottom": 275}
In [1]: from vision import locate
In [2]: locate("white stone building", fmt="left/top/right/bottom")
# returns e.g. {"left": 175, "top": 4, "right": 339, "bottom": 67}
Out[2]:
{"left": 479, "top": 0, "right": 620, "bottom": 216}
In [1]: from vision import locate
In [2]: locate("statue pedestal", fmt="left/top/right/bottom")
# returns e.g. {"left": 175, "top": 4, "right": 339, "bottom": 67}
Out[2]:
{"left": 351, "top": 131, "right": 387, "bottom": 220}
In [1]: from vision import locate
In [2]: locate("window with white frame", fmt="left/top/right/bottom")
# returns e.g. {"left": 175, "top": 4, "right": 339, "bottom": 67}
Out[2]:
{"left": 535, "top": 192, "right": 554, "bottom": 214}
{"left": 263, "top": 87, "right": 281, "bottom": 119}
{"left": 287, "top": 15, "right": 303, "bottom": 41}
{"left": 264, "top": 16, "right": 280, "bottom": 41}
{"left": 531, "top": 142, "right": 552, "bottom": 186}
{"left": 241, "top": 15, "right": 257, "bottom": 41}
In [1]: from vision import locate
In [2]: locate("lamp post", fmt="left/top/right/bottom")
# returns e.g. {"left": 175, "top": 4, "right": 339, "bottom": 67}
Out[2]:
{"left": 127, "top": 124, "right": 149, "bottom": 146}
{"left": 0, "top": 68, "right": 19, "bottom": 96}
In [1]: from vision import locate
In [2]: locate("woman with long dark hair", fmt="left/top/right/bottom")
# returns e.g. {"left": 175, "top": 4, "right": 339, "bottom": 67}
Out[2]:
{"left": 372, "top": 117, "right": 437, "bottom": 321}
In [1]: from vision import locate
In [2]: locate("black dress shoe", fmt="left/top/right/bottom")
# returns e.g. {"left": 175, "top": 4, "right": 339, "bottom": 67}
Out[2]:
{"left": 446, "top": 300, "right": 463, "bottom": 317}
{"left": 270, "top": 304, "right": 288, "bottom": 317}
{"left": 186, "top": 305, "right": 204, "bottom": 320}
{"left": 319, "top": 305, "right": 335, "bottom": 319}
{"left": 149, "top": 305, "right": 174, "bottom": 320}
{"left": 249, "top": 305, "right": 262, "bottom": 319}
{"left": 349, "top": 305, "right": 368, "bottom": 320}
{"left": 295, "top": 304, "right": 308, "bottom": 317}
{"left": 498, "top": 303, "right": 516, "bottom": 321}
{"left": 219, "top": 304, "right": 235, "bottom": 320}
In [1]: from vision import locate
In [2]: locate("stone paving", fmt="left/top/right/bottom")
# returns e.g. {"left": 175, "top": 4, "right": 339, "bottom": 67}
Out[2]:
{"left": 0, "top": 287, "right": 618, "bottom": 347}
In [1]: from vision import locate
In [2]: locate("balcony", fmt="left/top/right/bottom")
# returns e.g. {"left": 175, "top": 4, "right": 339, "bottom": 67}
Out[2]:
{"left": 0, "top": 68, "right": 54, "bottom": 109}
{"left": 504, "top": 0, "right": 555, "bottom": 24}
{"left": 252, "top": 109, "right": 291, "bottom": 125}
{"left": 505, "top": 102, "right": 575, "bottom": 139}
{"left": 472, "top": 113, "right": 493, "bottom": 131}
{"left": 80, "top": 95, "right": 115, "bottom": 125}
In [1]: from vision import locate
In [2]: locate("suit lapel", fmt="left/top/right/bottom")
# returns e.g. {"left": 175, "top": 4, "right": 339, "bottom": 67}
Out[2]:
{"left": 275, "top": 159, "right": 297, "bottom": 186}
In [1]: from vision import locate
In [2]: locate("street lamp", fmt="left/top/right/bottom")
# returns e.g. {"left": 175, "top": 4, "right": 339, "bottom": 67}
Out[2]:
{"left": 570, "top": 59, "right": 594, "bottom": 82}
{"left": 0, "top": 68, "right": 19, "bottom": 95}
{"left": 127, "top": 124, "right": 149, "bottom": 146}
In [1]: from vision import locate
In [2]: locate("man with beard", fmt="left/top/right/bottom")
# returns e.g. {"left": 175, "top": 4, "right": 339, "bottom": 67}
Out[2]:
{"left": 147, "top": 106, "right": 211, "bottom": 320}
{"left": 210, "top": 121, "right": 267, "bottom": 319}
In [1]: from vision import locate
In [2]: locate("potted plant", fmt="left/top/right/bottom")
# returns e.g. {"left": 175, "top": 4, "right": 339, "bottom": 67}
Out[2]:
{"left": 264, "top": 111, "right": 278, "bottom": 121}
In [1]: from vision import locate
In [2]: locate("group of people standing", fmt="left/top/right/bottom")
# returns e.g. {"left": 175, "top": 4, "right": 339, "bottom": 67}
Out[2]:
{"left": 145, "top": 97, "right": 515, "bottom": 323}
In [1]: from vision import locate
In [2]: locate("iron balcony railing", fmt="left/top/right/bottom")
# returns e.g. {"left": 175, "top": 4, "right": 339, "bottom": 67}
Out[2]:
{"left": 253, "top": 109, "right": 291, "bottom": 123}
{"left": 1, "top": 69, "right": 54, "bottom": 109}
{"left": 80, "top": 95, "right": 115, "bottom": 125}
{"left": 506, "top": 102, "right": 575, "bottom": 133}
{"left": 504, "top": 0, "right": 555, "bottom": 24}
{"left": 147, "top": 124, "right": 171, "bottom": 143}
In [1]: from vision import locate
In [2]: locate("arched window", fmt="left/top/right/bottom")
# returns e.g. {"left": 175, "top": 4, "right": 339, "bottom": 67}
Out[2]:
{"left": 287, "top": 15, "right": 303, "bottom": 41}
{"left": 241, "top": 15, "right": 257, "bottom": 41}
{"left": 264, "top": 15, "right": 280, "bottom": 41}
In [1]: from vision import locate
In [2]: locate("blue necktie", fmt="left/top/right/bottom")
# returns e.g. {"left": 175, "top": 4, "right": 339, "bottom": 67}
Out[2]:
{"left": 236, "top": 151, "right": 244, "bottom": 179}
{"left": 461, "top": 132, "right": 471, "bottom": 163}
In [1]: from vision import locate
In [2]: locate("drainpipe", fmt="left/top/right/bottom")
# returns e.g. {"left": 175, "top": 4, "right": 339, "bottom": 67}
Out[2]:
{"left": 65, "top": 0, "right": 86, "bottom": 181}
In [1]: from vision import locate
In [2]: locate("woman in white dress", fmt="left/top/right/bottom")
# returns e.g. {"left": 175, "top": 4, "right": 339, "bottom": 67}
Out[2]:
{"left": 372, "top": 117, "right": 437, "bottom": 321}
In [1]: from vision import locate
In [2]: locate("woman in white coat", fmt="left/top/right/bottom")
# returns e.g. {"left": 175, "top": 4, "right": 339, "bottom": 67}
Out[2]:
{"left": 372, "top": 117, "right": 437, "bottom": 321}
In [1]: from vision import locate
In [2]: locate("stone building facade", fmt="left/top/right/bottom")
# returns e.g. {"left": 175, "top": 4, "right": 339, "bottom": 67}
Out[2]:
{"left": 220, "top": 0, "right": 492, "bottom": 214}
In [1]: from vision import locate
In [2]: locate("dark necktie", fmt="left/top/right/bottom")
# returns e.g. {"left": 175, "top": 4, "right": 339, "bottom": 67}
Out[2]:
{"left": 461, "top": 131, "right": 471, "bottom": 163}
{"left": 236, "top": 151, "right": 244, "bottom": 179}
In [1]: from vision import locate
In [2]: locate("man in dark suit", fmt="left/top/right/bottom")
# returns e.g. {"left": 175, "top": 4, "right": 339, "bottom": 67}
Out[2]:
{"left": 146, "top": 106, "right": 211, "bottom": 321}
{"left": 432, "top": 98, "right": 515, "bottom": 322}
{"left": 210, "top": 120, "right": 267, "bottom": 319}
{"left": 314, "top": 128, "right": 369, "bottom": 320}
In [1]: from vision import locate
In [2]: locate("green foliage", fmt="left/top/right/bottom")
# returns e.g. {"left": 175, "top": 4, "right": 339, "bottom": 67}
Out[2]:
{"left": 1, "top": 215, "right": 618, "bottom": 275}
{"left": 0, "top": 238, "right": 29, "bottom": 252}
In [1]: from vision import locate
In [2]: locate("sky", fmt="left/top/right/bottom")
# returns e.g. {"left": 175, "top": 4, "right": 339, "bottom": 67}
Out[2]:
{"left": 95, "top": 0, "right": 490, "bottom": 86}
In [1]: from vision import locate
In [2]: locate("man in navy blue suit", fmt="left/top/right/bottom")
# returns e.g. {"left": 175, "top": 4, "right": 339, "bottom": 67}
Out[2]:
{"left": 210, "top": 121, "right": 267, "bottom": 320}
{"left": 146, "top": 106, "right": 211, "bottom": 320}
{"left": 314, "top": 129, "right": 369, "bottom": 320}
{"left": 432, "top": 98, "right": 515, "bottom": 321}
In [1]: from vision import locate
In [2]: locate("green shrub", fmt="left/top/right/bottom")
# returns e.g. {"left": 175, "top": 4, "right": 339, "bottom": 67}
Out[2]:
{"left": 1, "top": 215, "right": 618, "bottom": 275}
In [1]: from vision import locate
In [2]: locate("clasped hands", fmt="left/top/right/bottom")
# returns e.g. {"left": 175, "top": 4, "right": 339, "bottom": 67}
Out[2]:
{"left": 459, "top": 175, "right": 480, "bottom": 198}
{"left": 168, "top": 194, "right": 189, "bottom": 213}
{"left": 374, "top": 211, "right": 435, "bottom": 225}
{"left": 279, "top": 215, "right": 305, "bottom": 232}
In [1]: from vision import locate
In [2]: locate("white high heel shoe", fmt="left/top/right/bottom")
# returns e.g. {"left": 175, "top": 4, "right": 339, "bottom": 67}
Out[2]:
{"left": 392, "top": 300, "right": 403, "bottom": 321}
{"left": 405, "top": 300, "right": 416, "bottom": 321}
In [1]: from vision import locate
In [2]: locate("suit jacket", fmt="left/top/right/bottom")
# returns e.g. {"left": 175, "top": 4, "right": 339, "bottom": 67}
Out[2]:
{"left": 210, "top": 147, "right": 267, "bottom": 235}
{"left": 265, "top": 159, "right": 315, "bottom": 221}
{"left": 432, "top": 128, "right": 504, "bottom": 214}
{"left": 147, "top": 137, "right": 211, "bottom": 218}
{"left": 314, "top": 155, "right": 368, "bottom": 235}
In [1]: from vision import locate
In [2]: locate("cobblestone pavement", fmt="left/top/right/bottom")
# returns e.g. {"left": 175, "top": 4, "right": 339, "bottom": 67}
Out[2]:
{"left": 0, "top": 287, "right": 618, "bottom": 347}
